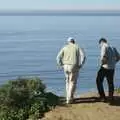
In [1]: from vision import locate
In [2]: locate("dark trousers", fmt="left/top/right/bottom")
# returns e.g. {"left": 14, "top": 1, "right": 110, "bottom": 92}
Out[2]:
{"left": 96, "top": 67, "right": 115, "bottom": 98}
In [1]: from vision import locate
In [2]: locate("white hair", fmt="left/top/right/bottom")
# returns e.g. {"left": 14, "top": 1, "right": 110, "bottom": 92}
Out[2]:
{"left": 67, "top": 37, "right": 75, "bottom": 42}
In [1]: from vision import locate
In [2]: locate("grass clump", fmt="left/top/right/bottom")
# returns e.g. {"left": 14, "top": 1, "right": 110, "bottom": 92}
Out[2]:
{"left": 115, "top": 86, "right": 120, "bottom": 93}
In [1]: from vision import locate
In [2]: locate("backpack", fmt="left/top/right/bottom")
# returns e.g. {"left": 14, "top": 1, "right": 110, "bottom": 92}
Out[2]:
{"left": 113, "top": 47, "right": 120, "bottom": 62}
{"left": 103, "top": 46, "right": 120, "bottom": 64}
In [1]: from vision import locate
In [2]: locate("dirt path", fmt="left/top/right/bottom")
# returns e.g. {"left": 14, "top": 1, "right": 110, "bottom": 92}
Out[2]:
{"left": 42, "top": 93, "right": 120, "bottom": 120}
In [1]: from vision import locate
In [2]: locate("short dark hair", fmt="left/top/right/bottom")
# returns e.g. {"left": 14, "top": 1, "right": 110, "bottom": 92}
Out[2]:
{"left": 70, "top": 39, "right": 75, "bottom": 44}
{"left": 99, "top": 38, "right": 107, "bottom": 44}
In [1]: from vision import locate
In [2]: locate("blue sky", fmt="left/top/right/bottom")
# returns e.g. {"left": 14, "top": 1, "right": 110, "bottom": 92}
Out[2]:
{"left": 0, "top": 0, "right": 120, "bottom": 10}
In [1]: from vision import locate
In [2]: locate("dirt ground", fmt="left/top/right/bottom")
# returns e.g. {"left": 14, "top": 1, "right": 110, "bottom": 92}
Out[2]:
{"left": 42, "top": 92, "right": 120, "bottom": 120}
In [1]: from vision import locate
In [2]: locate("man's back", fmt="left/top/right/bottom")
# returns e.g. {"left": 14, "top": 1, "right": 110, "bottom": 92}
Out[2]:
{"left": 57, "top": 39, "right": 85, "bottom": 68}
{"left": 62, "top": 43, "right": 79, "bottom": 65}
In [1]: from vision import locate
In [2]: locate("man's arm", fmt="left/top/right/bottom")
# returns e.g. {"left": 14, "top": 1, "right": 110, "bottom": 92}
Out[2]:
{"left": 79, "top": 47, "right": 86, "bottom": 68}
{"left": 56, "top": 48, "right": 64, "bottom": 66}
{"left": 100, "top": 45, "right": 108, "bottom": 65}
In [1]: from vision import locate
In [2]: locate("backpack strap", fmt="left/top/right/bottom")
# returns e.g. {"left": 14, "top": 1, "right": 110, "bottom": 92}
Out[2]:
{"left": 113, "top": 47, "right": 120, "bottom": 62}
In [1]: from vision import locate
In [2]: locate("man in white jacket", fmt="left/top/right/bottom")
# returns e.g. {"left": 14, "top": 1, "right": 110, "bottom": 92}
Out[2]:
{"left": 56, "top": 37, "right": 86, "bottom": 104}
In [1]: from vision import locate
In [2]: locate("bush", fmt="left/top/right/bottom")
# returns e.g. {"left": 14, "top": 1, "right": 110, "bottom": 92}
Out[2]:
{"left": 0, "top": 77, "right": 59, "bottom": 120}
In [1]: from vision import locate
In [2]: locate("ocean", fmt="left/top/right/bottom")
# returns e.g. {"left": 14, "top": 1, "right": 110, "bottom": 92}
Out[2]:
{"left": 0, "top": 14, "right": 120, "bottom": 95}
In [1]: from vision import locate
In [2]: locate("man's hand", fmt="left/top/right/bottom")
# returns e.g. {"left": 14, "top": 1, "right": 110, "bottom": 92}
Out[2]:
{"left": 101, "top": 56, "right": 108, "bottom": 65}
{"left": 57, "top": 65, "right": 63, "bottom": 70}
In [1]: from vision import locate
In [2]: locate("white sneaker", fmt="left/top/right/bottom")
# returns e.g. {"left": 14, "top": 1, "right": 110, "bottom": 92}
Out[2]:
{"left": 66, "top": 99, "right": 73, "bottom": 104}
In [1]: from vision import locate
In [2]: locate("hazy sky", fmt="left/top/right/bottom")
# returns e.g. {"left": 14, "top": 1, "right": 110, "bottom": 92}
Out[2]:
{"left": 0, "top": 0, "right": 120, "bottom": 11}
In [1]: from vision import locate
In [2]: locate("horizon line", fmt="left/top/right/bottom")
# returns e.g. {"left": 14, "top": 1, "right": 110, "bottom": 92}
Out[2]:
{"left": 0, "top": 10, "right": 120, "bottom": 16}
{"left": 1, "top": 9, "right": 120, "bottom": 11}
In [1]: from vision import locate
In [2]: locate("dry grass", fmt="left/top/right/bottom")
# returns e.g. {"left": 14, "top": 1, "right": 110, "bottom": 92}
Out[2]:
{"left": 42, "top": 92, "right": 120, "bottom": 120}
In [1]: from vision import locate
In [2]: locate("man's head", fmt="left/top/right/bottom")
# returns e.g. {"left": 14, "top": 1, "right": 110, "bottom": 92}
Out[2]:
{"left": 67, "top": 37, "right": 75, "bottom": 44}
{"left": 99, "top": 38, "right": 107, "bottom": 44}
{"left": 99, "top": 38, "right": 107, "bottom": 47}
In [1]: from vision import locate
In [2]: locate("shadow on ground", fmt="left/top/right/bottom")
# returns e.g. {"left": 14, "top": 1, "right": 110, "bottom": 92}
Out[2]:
{"left": 59, "top": 96, "right": 120, "bottom": 106}
{"left": 108, "top": 96, "right": 120, "bottom": 106}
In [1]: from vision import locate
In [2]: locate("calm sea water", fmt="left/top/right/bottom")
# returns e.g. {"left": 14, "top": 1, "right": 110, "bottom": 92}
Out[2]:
{"left": 0, "top": 15, "right": 120, "bottom": 95}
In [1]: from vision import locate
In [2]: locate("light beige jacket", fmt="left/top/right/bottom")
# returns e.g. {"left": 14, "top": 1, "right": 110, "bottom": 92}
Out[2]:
{"left": 56, "top": 43, "right": 85, "bottom": 67}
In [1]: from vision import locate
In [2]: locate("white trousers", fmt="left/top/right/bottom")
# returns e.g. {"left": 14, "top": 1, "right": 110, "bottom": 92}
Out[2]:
{"left": 63, "top": 65, "right": 79, "bottom": 103}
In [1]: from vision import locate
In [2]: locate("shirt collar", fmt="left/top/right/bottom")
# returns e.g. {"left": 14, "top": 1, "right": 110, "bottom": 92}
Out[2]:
{"left": 101, "top": 42, "right": 109, "bottom": 48}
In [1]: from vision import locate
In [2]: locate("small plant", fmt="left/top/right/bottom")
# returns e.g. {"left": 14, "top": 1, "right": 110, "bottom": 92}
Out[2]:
{"left": 0, "top": 77, "right": 59, "bottom": 120}
{"left": 115, "top": 86, "right": 120, "bottom": 93}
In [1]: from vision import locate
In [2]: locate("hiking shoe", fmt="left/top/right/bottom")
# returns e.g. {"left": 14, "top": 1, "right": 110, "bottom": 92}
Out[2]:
{"left": 108, "top": 96, "right": 114, "bottom": 102}
{"left": 66, "top": 99, "right": 73, "bottom": 104}
{"left": 98, "top": 97, "right": 107, "bottom": 102}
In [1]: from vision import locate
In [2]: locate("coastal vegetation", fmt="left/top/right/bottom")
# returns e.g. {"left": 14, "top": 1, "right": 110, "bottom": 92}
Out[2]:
{"left": 0, "top": 77, "right": 120, "bottom": 120}
{"left": 0, "top": 77, "right": 59, "bottom": 120}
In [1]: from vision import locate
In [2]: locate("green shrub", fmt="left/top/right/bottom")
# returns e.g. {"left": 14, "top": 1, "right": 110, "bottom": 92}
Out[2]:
{"left": 0, "top": 77, "right": 59, "bottom": 120}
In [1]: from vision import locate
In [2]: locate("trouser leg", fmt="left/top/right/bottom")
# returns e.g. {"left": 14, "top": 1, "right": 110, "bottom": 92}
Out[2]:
{"left": 70, "top": 71, "right": 78, "bottom": 99}
{"left": 96, "top": 68, "right": 106, "bottom": 98}
{"left": 65, "top": 71, "right": 70, "bottom": 103}
{"left": 65, "top": 71, "right": 75, "bottom": 103}
{"left": 106, "top": 69, "right": 115, "bottom": 98}
{"left": 64, "top": 65, "right": 79, "bottom": 103}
